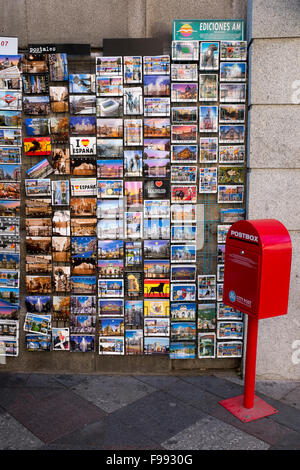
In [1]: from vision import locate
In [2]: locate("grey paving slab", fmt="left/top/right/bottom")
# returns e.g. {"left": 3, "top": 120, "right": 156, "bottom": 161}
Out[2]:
{"left": 54, "top": 373, "right": 92, "bottom": 388}
{"left": 134, "top": 375, "right": 186, "bottom": 391}
{"left": 281, "top": 385, "right": 300, "bottom": 410}
{"left": 269, "top": 429, "right": 300, "bottom": 450}
{"left": 180, "top": 374, "right": 244, "bottom": 398}
{"left": 257, "top": 393, "right": 300, "bottom": 434}
{"left": 162, "top": 415, "right": 270, "bottom": 450}
{"left": 0, "top": 386, "right": 63, "bottom": 411}
{"left": 25, "top": 373, "right": 66, "bottom": 389}
{"left": 0, "top": 372, "right": 29, "bottom": 388}
{"left": 0, "top": 412, "right": 43, "bottom": 450}
{"left": 224, "top": 377, "right": 300, "bottom": 401}
{"left": 70, "top": 375, "right": 156, "bottom": 413}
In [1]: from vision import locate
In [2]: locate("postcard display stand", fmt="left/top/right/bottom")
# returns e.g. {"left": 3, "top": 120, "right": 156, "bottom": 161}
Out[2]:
{"left": 3, "top": 38, "right": 247, "bottom": 361}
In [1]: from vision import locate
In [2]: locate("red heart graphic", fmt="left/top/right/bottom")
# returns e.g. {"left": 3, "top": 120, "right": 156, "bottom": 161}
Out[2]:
{"left": 155, "top": 181, "right": 163, "bottom": 188}
{"left": 81, "top": 139, "right": 89, "bottom": 147}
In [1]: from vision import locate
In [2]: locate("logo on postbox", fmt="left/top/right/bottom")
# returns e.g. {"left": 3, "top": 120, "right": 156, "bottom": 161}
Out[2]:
{"left": 230, "top": 230, "right": 259, "bottom": 243}
{"left": 229, "top": 290, "right": 236, "bottom": 302}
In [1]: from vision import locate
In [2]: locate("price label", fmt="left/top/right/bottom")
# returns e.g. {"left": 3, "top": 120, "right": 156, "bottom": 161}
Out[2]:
{"left": 0, "top": 37, "right": 18, "bottom": 55}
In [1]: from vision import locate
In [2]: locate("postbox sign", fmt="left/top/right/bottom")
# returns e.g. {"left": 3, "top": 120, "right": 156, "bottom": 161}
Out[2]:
{"left": 223, "top": 219, "right": 292, "bottom": 319}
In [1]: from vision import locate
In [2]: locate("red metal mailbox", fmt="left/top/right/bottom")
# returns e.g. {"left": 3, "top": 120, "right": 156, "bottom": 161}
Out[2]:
{"left": 219, "top": 219, "right": 292, "bottom": 423}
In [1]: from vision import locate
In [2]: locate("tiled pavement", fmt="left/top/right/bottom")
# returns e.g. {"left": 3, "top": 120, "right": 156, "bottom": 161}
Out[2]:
{"left": 0, "top": 372, "right": 299, "bottom": 450}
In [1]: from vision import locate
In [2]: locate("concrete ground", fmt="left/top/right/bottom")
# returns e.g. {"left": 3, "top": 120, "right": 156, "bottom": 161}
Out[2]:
{"left": 0, "top": 371, "right": 299, "bottom": 450}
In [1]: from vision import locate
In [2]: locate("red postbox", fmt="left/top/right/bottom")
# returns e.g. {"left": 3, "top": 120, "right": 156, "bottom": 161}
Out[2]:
{"left": 219, "top": 219, "right": 292, "bottom": 422}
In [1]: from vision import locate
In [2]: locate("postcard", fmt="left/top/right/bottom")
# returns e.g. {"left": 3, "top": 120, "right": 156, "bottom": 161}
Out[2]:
{"left": 52, "top": 210, "right": 70, "bottom": 237}
{"left": 26, "top": 218, "right": 51, "bottom": 237}
{"left": 144, "top": 200, "right": 170, "bottom": 218}
{"left": 70, "top": 335, "right": 95, "bottom": 352}
{"left": 144, "top": 259, "right": 170, "bottom": 279}
{"left": 144, "top": 97, "right": 170, "bottom": 117}
{"left": 71, "top": 157, "right": 96, "bottom": 176}
{"left": 26, "top": 254, "right": 51, "bottom": 274}
{"left": 124, "top": 56, "right": 142, "bottom": 84}
{"left": 97, "top": 199, "right": 123, "bottom": 219}
{"left": 99, "top": 299, "right": 123, "bottom": 317}
{"left": 49, "top": 86, "right": 68, "bottom": 113}
{"left": 125, "top": 329, "right": 143, "bottom": 355}
{"left": 0, "top": 110, "right": 22, "bottom": 128}
{"left": 217, "top": 225, "right": 231, "bottom": 244}
{"left": 70, "top": 315, "right": 96, "bottom": 334}
{"left": 52, "top": 328, "right": 70, "bottom": 351}
{"left": 26, "top": 334, "right": 51, "bottom": 352}
{"left": 0, "top": 182, "right": 20, "bottom": 199}
{"left": 123, "top": 87, "right": 143, "bottom": 115}
{"left": 143, "top": 218, "right": 170, "bottom": 240}
{"left": 172, "top": 41, "right": 199, "bottom": 61}
{"left": 98, "top": 259, "right": 123, "bottom": 278}
{"left": 22, "top": 74, "right": 48, "bottom": 94}
{"left": 96, "top": 56, "right": 122, "bottom": 76}
{"left": 125, "top": 300, "right": 143, "bottom": 328}
{"left": 0, "top": 302, "right": 19, "bottom": 320}
{"left": 124, "top": 272, "right": 143, "bottom": 297}
{"left": 219, "top": 145, "right": 245, "bottom": 164}
{"left": 50, "top": 117, "right": 69, "bottom": 143}
{"left": 25, "top": 179, "right": 51, "bottom": 197}
{"left": 218, "top": 166, "right": 245, "bottom": 185}
{"left": 0, "top": 270, "right": 18, "bottom": 289}
{"left": 25, "top": 295, "right": 51, "bottom": 314}
{"left": 52, "top": 180, "right": 70, "bottom": 205}
{"left": 0, "top": 234, "right": 19, "bottom": 252}
{"left": 70, "top": 94, "right": 96, "bottom": 115}
{"left": 0, "top": 91, "right": 22, "bottom": 110}
{"left": 71, "top": 218, "right": 96, "bottom": 237}
{"left": 124, "top": 181, "right": 142, "bottom": 209}
{"left": 219, "top": 125, "right": 245, "bottom": 144}
{"left": 171, "top": 165, "right": 197, "bottom": 184}
{"left": 0, "top": 200, "right": 20, "bottom": 217}
{"left": 71, "top": 178, "right": 96, "bottom": 197}
{"left": 220, "top": 207, "right": 245, "bottom": 223}
{"left": 171, "top": 321, "right": 196, "bottom": 341}
{"left": 199, "top": 137, "right": 218, "bottom": 163}
{"left": 171, "top": 245, "right": 196, "bottom": 264}
{"left": 125, "top": 211, "right": 143, "bottom": 239}
{"left": 96, "top": 76, "right": 123, "bottom": 96}
{"left": 220, "top": 62, "right": 246, "bottom": 81}
{"left": 198, "top": 303, "right": 216, "bottom": 330}
{"left": 0, "top": 217, "right": 19, "bottom": 236}
{"left": 143, "top": 55, "right": 170, "bottom": 75}
{"left": 26, "top": 159, "right": 52, "bottom": 180}
{"left": 171, "top": 107, "right": 197, "bottom": 124}
{"left": 70, "top": 116, "right": 96, "bottom": 136}
{"left": 0, "top": 146, "right": 21, "bottom": 164}
{"left": 24, "top": 136, "right": 51, "bottom": 157}
{"left": 99, "top": 336, "right": 124, "bottom": 355}
{"left": 69, "top": 74, "right": 95, "bottom": 94}
{"left": 23, "top": 95, "right": 50, "bottom": 115}
{"left": 22, "top": 54, "right": 48, "bottom": 73}
{"left": 124, "top": 119, "right": 143, "bottom": 146}
{"left": 25, "top": 236, "right": 49, "bottom": 257}
{"left": 96, "top": 97, "right": 123, "bottom": 118}
{"left": 0, "top": 75, "right": 21, "bottom": 91}
{"left": 144, "top": 299, "right": 169, "bottom": 317}
{"left": 24, "top": 313, "right": 51, "bottom": 335}
{"left": 217, "top": 321, "right": 243, "bottom": 340}
{"left": 171, "top": 63, "right": 198, "bottom": 82}
{"left": 171, "top": 224, "right": 196, "bottom": 242}
{"left": 199, "top": 74, "right": 218, "bottom": 101}
{"left": 0, "top": 319, "right": 19, "bottom": 338}
{"left": 171, "top": 83, "right": 197, "bottom": 103}
{"left": 48, "top": 53, "right": 68, "bottom": 81}
{"left": 52, "top": 236, "right": 70, "bottom": 262}
{"left": 143, "top": 75, "right": 170, "bottom": 97}
{"left": 71, "top": 236, "right": 97, "bottom": 260}
{"left": 218, "top": 184, "right": 244, "bottom": 203}
{"left": 97, "top": 118, "right": 123, "bottom": 139}
{"left": 97, "top": 219, "right": 123, "bottom": 239}
{"left": 217, "top": 283, "right": 223, "bottom": 302}
{"left": 98, "top": 279, "right": 124, "bottom": 298}
{"left": 219, "top": 104, "right": 245, "bottom": 124}
{"left": 171, "top": 185, "right": 197, "bottom": 203}
{"left": 217, "top": 341, "right": 243, "bottom": 358}
{"left": 0, "top": 336, "right": 18, "bottom": 356}
{"left": 144, "top": 138, "right": 170, "bottom": 151}
{"left": 199, "top": 167, "right": 218, "bottom": 193}
{"left": 71, "top": 296, "right": 96, "bottom": 315}
{"left": 144, "top": 240, "right": 170, "bottom": 259}
{"left": 198, "top": 275, "right": 216, "bottom": 301}
{"left": 198, "top": 332, "right": 216, "bottom": 358}
{"left": 171, "top": 145, "right": 197, "bottom": 163}
{"left": 170, "top": 302, "right": 196, "bottom": 321}
{"left": 199, "top": 106, "right": 218, "bottom": 133}
{"left": 144, "top": 279, "right": 169, "bottom": 298}
{"left": 70, "top": 136, "right": 96, "bottom": 156}
{"left": 0, "top": 128, "right": 22, "bottom": 146}
{"left": 97, "top": 179, "right": 123, "bottom": 199}
{"left": 144, "top": 336, "right": 169, "bottom": 355}
{"left": 144, "top": 180, "right": 170, "bottom": 200}
{"left": 97, "top": 138, "right": 123, "bottom": 158}
{"left": 0, "top": 253, "right": 19, "bottom": 270}
{"left": 220, "top": 41, "right": 247, "bottom": 61}
{"left": 144, "top": 147, "right": 170, "bottom": 160}
{"left": 70, "top": 276, "right": 97, "bottom": 294}
{"left": 125, "top": 241, "right": 142, "bottom": 266}
{"left": 124, "top": 150, "right": 142, "bottom": 177}
{"left": 0, "top": 55, "right": 22, "bottom": 73}
{"left": 53, "top": 296, "right": 70, "bottom": 321}
{"left": 170, "top": 342, "right": 195, "bottom": 359}
{"left": 144, "top": 317, "right": 170, "bottom": 336}
{"left": 217, "top": 302, "right": 243, "bottom": 321}
{"left": 200, "top": 42, "right": 219, "bottom": 70}
{"left": 171, "top": 265, "right": 196, "bottom": 282}
{"left": 171, "top": 124, "right": 197, "bottom": 144}
{"left": 70, "top": 197, "right": 97, "bottom": 217}
{"left": 220, "top": 83, "right": 246, "bottom": 102}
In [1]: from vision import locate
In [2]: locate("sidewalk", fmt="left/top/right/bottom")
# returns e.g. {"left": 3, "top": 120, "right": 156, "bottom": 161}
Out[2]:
{"left": 0, "top": 371, "right": 299, "bottom": 450}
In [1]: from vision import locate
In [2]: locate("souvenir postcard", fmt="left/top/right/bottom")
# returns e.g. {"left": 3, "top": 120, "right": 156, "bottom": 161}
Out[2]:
{"left": 22, "top": 54, "right": 48, "bottom": 73}
{"left": 26, "top": 218, "right": 51, "bottom": 237}
{"left": 0, "top": 55, "right": 22, "bottom": 74}
{"left": 124, "top": 119, "right": 143, "bottom": 146}
{"left": 171, "top": 83, "right": 197, "bottom": 103}
{"left": 52, "top": 180, "right": 70, "bottom": 205}
{"left": 50, "top": 117, "right": 69, "bottom": 143}
{"left": 125, "top": 329, "right": 143, "bottom": 355}
{"left": 144, "top": 240, "right": 170, "bottom": 259}
{"left": 0, "top": 163, "right": 20, "bottom": 181}
{"left": 171, "top": 124, "right": 197, "bottom": 144}
{"left": 23, "top": 95, "right": 50, "bottom": 115}
{"left": 171, "top": 224, "right": 196, "bottom": 242}
{"left": 96, "top": 76, "right": 123, "bottom": 96}
{"left": 199, "top": 106, "right": 218, "bottom": 132}
{"left": 199, "top": 74, "right": 218, "bottom": 101}
{"left": 144, "top": 279, "right": 169, "bottom": 298}
{"left": 123, "top": 87, "right": 143, "bottom": 115}
{"left": 97, "top": 179, "right": 123, "bottom": 198}
{"left": 52, "top": 236, "right": 70, "bottom": 262}
{"left": 48, "top": 53, "right": 68, "bottom": 81}
{"left": 97, "top": 118, "right": 123, "bottom": 139}
{"left": 219, "top": 207, "right": 244, "bottom": 223}
{"left": 53, "top": 296, "right": 70, "bottom": 321}
{"left": 97, "top": 97, "right": 123, "bottom": 117}
{"left": 171, "top": 63, "right": 198, "bottom": 82}
{"left": 144, "top": 138, "right": 170, "bottom": 151}
{"left": 143, "top": 55, "right": 170, "bottom": 75}
{"left": 22, "top": 74, "right": 48, "bottom": 94}
{"left": 0, "top": 253, "right": 19, "bottom": 270}
{"left": 198, "top": 303, "right": 216, "bottom": 330}
{"left": 70, "top": 218, "right": 96, "bottom": 237}
{"left": 52, "top": 328, "right": 70, "bottom": 351}
{"left": 0, "top": 217, "right": 19, "bottom": 236}
{"left": 171, "top": 265, "right": 196, "bottom": 282}
{"left": 71, "top": 236, "right": 97, "bottom": 259}
{"left": 172, "top": 41, "right": 199, "bottom": 61}
{"left": 124, "top": 272, "right": 143, "bottom": 298}
{"left": 199, "top": 167, "right": 218, "bottom": 193}
{"left": 26, "top": 236, "right": 51, "bottom": 255}
{"left": 144, "top": 336, "right": 169, "bottom": 355}
{"left": 144, "top": 200, "right": 169, "bottom": 219}
{"left": 26, "top": 159, "right": 52, "bottom": 179}
{"left": 144, "top": 299, "right": 169, "bottom": 317}
{"left": 171, "top": 321, "right": 196, "bottom": 341}
{"left": 0, "top": 336, "right": 18, "bottom": 356}
{"left": 144, "top": 97, "right": 170, "bottom": 117}
{"left": 143, "top": 157, "right": 170, "bottom": 178}
{"left": 170, "top": 302, "right": 196, "bottom": 321}
{"left": 25, "top": 179, "right": 51, "bottom": 197}
{"left": 220, "top": 62, "right": 246, "bottom": 81}
{"left": 97, "top": 158, "right": 123, "bottom": 178}
{"left": 69, "top": 74, "right": 95, "bottom": 94}
{"left": 96, "top": 56, "right": 122, "bottom": 76}
{"left": 97, "top": 199, "right": 123, "bottom": 219}
{"left": 219, "top": 125, "right": 245, "bottom": 144}
{"left": 0, "top": 128, "right": 22, "bottom": 146}
{"left": 124, "top": 56, "right": 142, "bottom": 84}
{"left": 198, "top": 332, "right": 216, "bottom": 358}
{"left": 125, "top": 300, "right": 143, "bottom": 328}
{"left": 217, "top": 225, "right": 231, "bottom": 244}
{"left": 0, "top": 91, "right": 22, "bottom": 110}
{"left": 199, "top": 42, "right": 219, "bottom": 70}
{"left": 97, "top": 219, "right": 123, "bottom": 239}
{"left": 24, "top": 136, "right": 51, "bottom": 157}
{"left": 171, "top": 107, "right": 197, "bottom": 124}
{"left": 218, "top": 184, "right": 244, "bottom": 203}
{"left": 98, "top": 279, "right": 124, "bottom": 298}
{"left": 99, "top": 298, "right": 123, "bottom": 317}
{"left": 219, "top": 104, "right": 245, "bottom": 124}
{"left": 217, "top": 264, "right": 224, "bottom": 282}
{"left": 220, "top": 83, "right": 246, "bottom": 102}
{"left": 218, "top": 166, "right": 245, "bottom": 185}
{"left": 144, "top": 317, "right": 170, "bottom": 337}
{"left": 144, "top": 179, "right": 170, "bottom": 200}
{"left": 125, "top": 211, "right": 143, "bottom": 239}
{"left": 144, "top": 259, "right": 170, "bottom": 279}
{"left": 98, "top": 259, "right": 123, "bottom": 278}
{"left": 70, "top": 116, "right": 96, "bottom": 136}
{"left": 0, "top": 110, "right": 21, "bottom": 128}
{"left": 124, "top": 181, "right": 142, "bottom": 208}
{"left": 219, "top": 145, "right": 245, "bottom": 164}
{"left": 71, "top": 178, "right": 96, "bottom": 197}
{"left": 96, "top": 138, "right": 123, "bottom": 158}
{"left": 71, "top": 195, "right": 96, "bottom": 217}
{"left": 171, "top": 144, "right": 197, "bottom": 163}
{"left": 171, "top": 244, "right": 196, "bottom": 264}
{"left": 70, "top": 95, "right": 96, "bottom": 115}
{"left": 0, "top": 75, "right": 21, "bottom": 91}
{"left": 71, "top": 296, "right": 96, "bottom": 315}
{"left": 26, "top": 254, "right": 51, "bottom": 274}
{"left": 199, "top": 137, "right": 218, "bottom": 163}
{"left": 71, "top": 157, "right": 96, "bottom": 176}
{"left": 198, "top": 275, "right": 216, "bottom": 300}
{"left": 220, "top": 41, "right": 247, "bottom": 61}
{"left": 0, "top": 146, "right": 21, "bottom": 164}
{"left": 143, "top": 75, "right": 170, "bottom": 97}
{"left": 171, "top": 165, "right": 197, "bottom": 184}
{"left": 70, "top": 335, "right": 95, "bottom": 352}
{"left": 25, "top": 118, "right": 50, "bottom": 137}
{"left": 217, "top": 321, "right": 243, "bottom": 340}
{"left": 217, "top": 341, "right": 243, "bottom": 358}
{"left": 0, "top": 200, "right": 20, "bottom": 217}
{"left": 144, "top": 146, "right": 170, "bottom": 160}
{"left": 25, "top": 198, "right": 52, "bottom": 217}
{"left": 170, "top": 342, "right": 195, "bottom": 360}
{"left": 26, "top": 334, "right": 51, "bottom": 352}
{"left": 0, "top": 234, "right": 19, "bottom": 252}
{"left": 25, "top": 295, "right": 51, "bottom": 314}
{"left": 125, "top": 241, "right": 142, "bottom": 266}
{"left": 171, "top": 185, "right": 197, "bottom": 203}
{"left": 0, "top": 319, "right": 19, "bottom": 338}
{"left": 24, "top": 313, "right": 51, "bottom": 335}
{"left": 217, "top": 303, "right": 243, "bottom": 320}
{"left": 99, "top": 336, "right": 124, "bottom": 355}
{"left": 0, "top": 301, "right": 19, "bottom": 320}
{"left": 70, "top": 315, "right": 96, "bottom": 334}
{"left": 49, "top": 86, "right": 69, "bottom": 113}
{"left": 143, "top": 218, "right": 170, "bottom": 240}
{"left": 70, "top": 136, "right": 97, "bottom": 156}
{"left": 124, "top": 150, "right": 142, "bottom": 177}
{"left": 0, "top": 270, "right": 18, "bottom": 289}
{"left": 171, "top": 283, "right": 196, "bottom": 302}
{"left": 70, "top": 276, "right": 97, "bottom": 294}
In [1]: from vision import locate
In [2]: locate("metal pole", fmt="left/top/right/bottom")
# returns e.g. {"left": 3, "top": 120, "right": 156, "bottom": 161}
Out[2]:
{"left": 243, "top": 315, "right": 259, "bottom": 409}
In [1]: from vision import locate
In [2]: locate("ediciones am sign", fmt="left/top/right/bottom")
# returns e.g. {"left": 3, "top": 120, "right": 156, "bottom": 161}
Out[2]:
{"left": 173, "top": 20, "right": 245, "bottom": 41}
